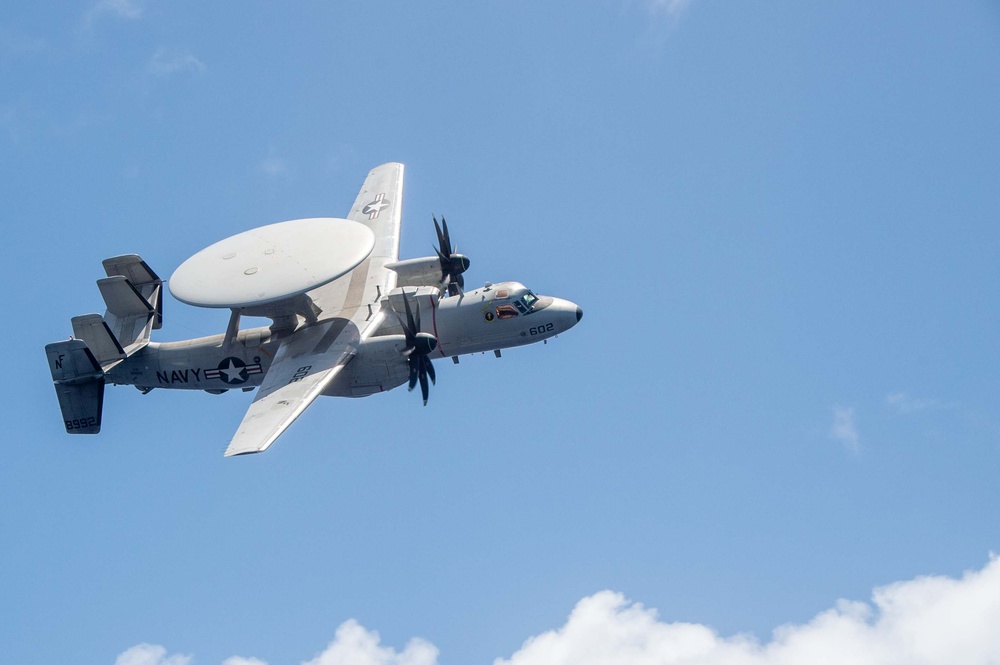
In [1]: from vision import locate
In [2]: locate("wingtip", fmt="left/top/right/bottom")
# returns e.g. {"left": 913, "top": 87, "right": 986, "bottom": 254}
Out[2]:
{"left": 224, "top": 448, "right": 261, "bottom": 458}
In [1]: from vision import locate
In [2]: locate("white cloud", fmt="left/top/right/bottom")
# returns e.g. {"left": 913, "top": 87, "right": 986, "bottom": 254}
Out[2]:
{"left": 94, "top": 0, "right": 143, "bottom": 20}
{"left": 147, "top": 47, "right": 206, "bottom": 77}
{"left": 85, "top": 0, "right": 144, "bottom": 25}
{"left": 301, "top": 619, "right": 438, "bottom": 665}
{"left": 221, "top": 658, "right": 267, "bottom": 665}
{"left": 830, "top": 405, "right": 860, "bottom": 454}
{"left": 114, "top": 643, "right": 191, "bottom": 665}
{"left": 886, "top": 392, "right": 949, "bottom": 414}
{"left": 117, "top": 556, "right": 1000, "bottom": 665}
{"left": 644, "top": 0, "right": 693, "bottom": 16}
{"left": 261, "top": 154, "right": 293, "bottom": 178}
{"left": 498, "top": 557, "right": 1000, "bottom": 665}
{"left": 117, "top": 620, "right": 436, "bottom": 665}
{"left": 498, "top": 592, "right": 758, "bottom": 665}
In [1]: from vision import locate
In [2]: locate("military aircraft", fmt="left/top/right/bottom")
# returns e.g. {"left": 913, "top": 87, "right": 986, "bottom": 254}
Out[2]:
{"left": 44, "top": 163, "right": 583, "bottom": 456}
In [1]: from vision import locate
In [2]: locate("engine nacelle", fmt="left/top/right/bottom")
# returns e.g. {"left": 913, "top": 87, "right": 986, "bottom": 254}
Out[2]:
{"left": 322, "top": 335, "right": 410, "bottom": 397}
{"left": 385, "top": 256, "right": 443, "bottom": 288}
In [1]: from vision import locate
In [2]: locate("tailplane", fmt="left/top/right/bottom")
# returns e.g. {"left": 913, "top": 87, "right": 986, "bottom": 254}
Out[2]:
{"left": 44, "top": 254, "right": 163, "bottom": 434}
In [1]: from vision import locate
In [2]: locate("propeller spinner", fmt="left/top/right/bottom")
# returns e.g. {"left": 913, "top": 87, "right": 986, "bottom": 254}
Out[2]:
{"left": 396, "top": 292, "right": 438, "bottom": 405}
{"left": 433, "top": 215, "right": 470, "bottom": 296}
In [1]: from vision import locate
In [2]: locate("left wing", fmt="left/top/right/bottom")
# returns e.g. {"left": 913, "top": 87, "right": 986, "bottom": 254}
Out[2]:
{"left": 223, "top": 162, "right": 404, "bottom": 456}
{"left": 224, "top": 318, "right": 357, "bottom": 456}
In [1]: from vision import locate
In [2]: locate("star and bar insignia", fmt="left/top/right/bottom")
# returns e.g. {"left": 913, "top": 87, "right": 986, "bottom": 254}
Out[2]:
{"left": 362, "top": 193, "right": 389, "bottom": 219}
{"left": 205, "top": 357, "right": 263, "bottom": 385}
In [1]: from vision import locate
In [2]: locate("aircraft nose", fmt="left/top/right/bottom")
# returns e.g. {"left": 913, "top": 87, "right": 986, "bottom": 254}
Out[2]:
{"left": 576, "top": 306, "right": 583, "bottom": 323}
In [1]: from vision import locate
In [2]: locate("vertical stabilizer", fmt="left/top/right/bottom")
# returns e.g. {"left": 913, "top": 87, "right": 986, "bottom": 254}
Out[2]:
{"left": 71, "top": 314, "right": 126, "bottom": 370}
{"left": 99, "top": 254, "right": 162, "bottom": 351}
{"left": 44, "top": 340, "right": 105, "bottom": 434}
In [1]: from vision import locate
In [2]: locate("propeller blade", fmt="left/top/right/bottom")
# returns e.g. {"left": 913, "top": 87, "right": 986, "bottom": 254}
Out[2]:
{"left": 433, "top": 216, "right": 449, "bottom": 256}
{"left": 440, "top": 216, "right": 453, "bottom": 252}
{"left": 418, "top": 362, "right": 430, "bottom": 405}
{"left": 404, "top": 292, "right": 418, "bottom": 334}
{"left": 408, "top": 359, "right": 419, "bottom": 392}
{"left": 393, "top": 290, "right": 438, "bottom": 406}
{"left": 424, "top": 355, "right": 436, "bottom": 385}
{"left": 432, "top": 215, "right": 469, "bottom": 296}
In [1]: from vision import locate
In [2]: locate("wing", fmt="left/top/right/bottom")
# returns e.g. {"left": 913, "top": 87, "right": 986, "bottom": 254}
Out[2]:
{"left": 224, "top": 318, "right": 358, "bottom": 456}
{"left": 305, "top": 162, "right": 404, "bottom": 317}
{"left": 224, "top": 163, "right": 404, "bottom": 456}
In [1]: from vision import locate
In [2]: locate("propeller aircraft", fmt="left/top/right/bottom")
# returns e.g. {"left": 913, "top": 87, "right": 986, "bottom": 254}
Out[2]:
{"left": 44, "top": 163, "right": 583, "bottom": 456}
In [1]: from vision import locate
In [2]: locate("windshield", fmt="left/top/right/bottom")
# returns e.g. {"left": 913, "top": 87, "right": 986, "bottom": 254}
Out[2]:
{"left": 520, "top": 291, "right": 538, "bottom": 310}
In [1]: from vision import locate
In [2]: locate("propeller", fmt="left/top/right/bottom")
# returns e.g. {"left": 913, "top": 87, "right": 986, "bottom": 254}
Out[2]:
{"left": 396, "top": 292, "right": 438, "bottom": 405}
{"left": 433, "top": 215, "right": 470, "bottom": 296}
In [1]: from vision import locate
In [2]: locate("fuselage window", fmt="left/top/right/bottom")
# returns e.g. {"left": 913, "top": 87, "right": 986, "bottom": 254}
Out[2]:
{"left": 496, "top": 304, "right": 519, "bottom": 319}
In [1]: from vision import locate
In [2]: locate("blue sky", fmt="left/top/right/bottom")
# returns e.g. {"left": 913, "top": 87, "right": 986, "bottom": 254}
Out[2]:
{"left": 4, "top": 1, "right": 1000, "bottom": 663}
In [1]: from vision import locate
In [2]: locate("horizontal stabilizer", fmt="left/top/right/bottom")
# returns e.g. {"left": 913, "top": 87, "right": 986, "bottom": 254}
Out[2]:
{"left": 71, "top": 314, "right": 126, "bottom": 370}
{"left": 45, "top": 339, "right": 105, "bottom": 434}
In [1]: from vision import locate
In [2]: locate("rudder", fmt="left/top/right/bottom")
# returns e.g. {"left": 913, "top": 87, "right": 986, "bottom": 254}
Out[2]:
{"left": 100, "top": 255, "right": 162, "bottom": 352}
{"left": 45, "top": 340, "right": 105, "bottom": 434}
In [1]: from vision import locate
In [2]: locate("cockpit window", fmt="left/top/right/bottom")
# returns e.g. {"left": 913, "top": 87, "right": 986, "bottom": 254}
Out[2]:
{"left": 496, "top": 304, "right": 519, "bottom": 319}
{"left": 519, "top": 291, "right": 539, "bottom": 311}
{"left": 495, "top": 289, "right": 510, "bottom": 299}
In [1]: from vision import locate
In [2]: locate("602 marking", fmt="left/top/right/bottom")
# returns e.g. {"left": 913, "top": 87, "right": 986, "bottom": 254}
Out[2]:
{"left": 528, "top": 323, "right": 554, "bottom": 336}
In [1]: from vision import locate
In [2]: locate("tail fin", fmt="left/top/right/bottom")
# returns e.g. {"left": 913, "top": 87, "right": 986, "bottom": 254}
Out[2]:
{"left": 71, "top": 314, "right": 126, "bottom": 370}
{"left": 44, "top": 340, "right": 105, "bottom": 434}
{"left": 99, "top": 254, "right": 162, "bottom": 352}
{"left": 44, "top": 255, "right": 162, "bottom": 435}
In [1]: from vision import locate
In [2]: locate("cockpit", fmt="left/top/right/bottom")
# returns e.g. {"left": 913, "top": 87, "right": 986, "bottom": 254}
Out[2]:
{"left": 485, "top": 282, "right": 550, "bottom": 321}
{"left": 513, "top": 291, "right": 538, "bottom": 314}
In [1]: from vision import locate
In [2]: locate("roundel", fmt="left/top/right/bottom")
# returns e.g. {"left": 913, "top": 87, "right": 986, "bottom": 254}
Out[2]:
{"left": 205, "top": 357, "right": 263, "bottom": 384}
{"left": 216, "top": 357, "right": 250, "bottom": 384}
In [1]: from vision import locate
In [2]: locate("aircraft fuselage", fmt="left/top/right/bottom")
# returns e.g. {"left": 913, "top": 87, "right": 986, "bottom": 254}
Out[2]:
{"left": 107, "top": 281, "right": 582, "bottom": 396}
